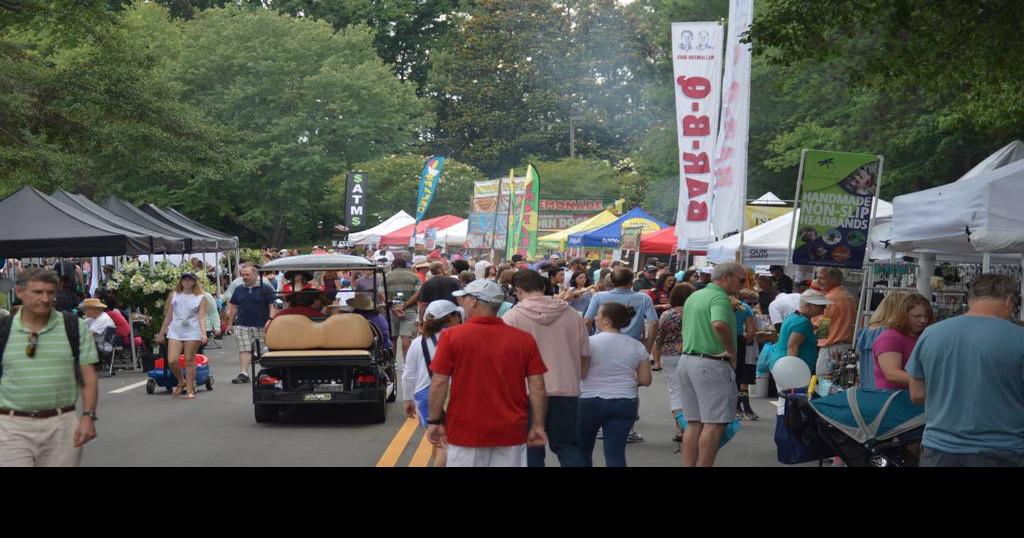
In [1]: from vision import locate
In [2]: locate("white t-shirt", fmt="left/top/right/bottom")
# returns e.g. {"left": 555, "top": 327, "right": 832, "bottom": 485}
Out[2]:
{"left": 580, "top": 332, "right": 648, "bottom": 399}
{"left": 86, "top": 312, "right": 116, "bottom": 336}
{"left": 769, "top": 293, "right": 802, "bottom": 325}
{"left": 402, "top": 334, "right": 438, "bottom": 400}
{"left": 335, "top": 288, "right": 356, "bottom": 305}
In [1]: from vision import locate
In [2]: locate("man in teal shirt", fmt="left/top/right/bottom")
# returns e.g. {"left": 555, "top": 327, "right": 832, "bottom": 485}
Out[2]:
{"left": 678, "top": 262, "right": 747, "bottom": 467}
{"left": 907, "top": 274, "right": 1024, "bottom": 467}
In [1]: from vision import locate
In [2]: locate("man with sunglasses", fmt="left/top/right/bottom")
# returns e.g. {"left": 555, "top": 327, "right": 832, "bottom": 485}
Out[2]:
{"left": 0, "top": 268, "right": 99, "bottom": 467}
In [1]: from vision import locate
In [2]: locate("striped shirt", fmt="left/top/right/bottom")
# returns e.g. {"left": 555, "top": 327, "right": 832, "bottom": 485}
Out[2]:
{"left": 0, "top": 310, "right": 98, "bottom": 411}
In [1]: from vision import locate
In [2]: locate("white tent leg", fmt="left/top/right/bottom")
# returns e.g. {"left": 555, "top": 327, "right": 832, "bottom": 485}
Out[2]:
{"left": 982, "top": 252, "right": 992, "bottom": 273}
{"left": 918, "top": 253, "right": 935, "bottom": 299}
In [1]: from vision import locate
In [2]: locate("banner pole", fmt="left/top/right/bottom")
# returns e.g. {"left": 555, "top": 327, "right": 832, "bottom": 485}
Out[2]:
{"left": 784, "top": 149, "right": 809, "bottom": 276}
{"left": 490, "top": 175, "right": 505, "bottom": 261}
{"left": 854, "top": 155, "right": 887, "bottom": 340}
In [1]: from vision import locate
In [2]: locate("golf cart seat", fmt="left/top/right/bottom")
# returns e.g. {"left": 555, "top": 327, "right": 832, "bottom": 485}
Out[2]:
{"left": 262, "top": 313, "right": 374, "bottom": 359}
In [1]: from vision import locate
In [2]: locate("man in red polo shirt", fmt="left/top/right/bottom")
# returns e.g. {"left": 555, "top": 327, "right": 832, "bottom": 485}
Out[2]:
{"left": 427, "top": 279, "right": 549, "bottom": 467}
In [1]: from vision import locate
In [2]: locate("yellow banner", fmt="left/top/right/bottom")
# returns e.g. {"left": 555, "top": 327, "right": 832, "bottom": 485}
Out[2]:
{"left": 744, "top": 205, "right": 790, "bottom": 230}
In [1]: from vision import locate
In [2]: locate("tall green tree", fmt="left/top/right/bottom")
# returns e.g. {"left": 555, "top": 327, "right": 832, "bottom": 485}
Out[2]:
{"left": 168, "top": 7, "right": 431, "bottom": 246}
{"left": 0, "top": 1, "right": 235, "bottom": 207}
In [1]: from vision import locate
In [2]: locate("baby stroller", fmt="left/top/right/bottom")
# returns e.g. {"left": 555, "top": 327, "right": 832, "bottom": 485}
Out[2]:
{"left": 808, "top": 388, "right": 925, "bottom": 467}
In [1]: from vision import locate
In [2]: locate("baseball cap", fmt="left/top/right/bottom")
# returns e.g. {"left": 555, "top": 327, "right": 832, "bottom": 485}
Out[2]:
{"left": 452, "top": 279, "right": 505, "bottom": 304}
{"left": 800, "top": 289, "right": 832, "bottom": 306}
{"left": 180, "top": 272, "right": 197, "bottom": 280}
{"left": 550, "top": 254, "right": 560, "bottom": 260}
{"left": 571, "top": 257, "right": 587, "bottom": 265}
{"left": 425, "top": 300, "right": 461, "bottom": 321}
{"left": 511, "top": 254, "right": 524, "bottom": 263}
{"left": 700, "top": 266, "right": 714, "bottom": 275}
{"left": 645, "top": 265, "right": 658, "bottom": 274}
{"left": 413, "top": 255, "right": 429, "bottom": 269}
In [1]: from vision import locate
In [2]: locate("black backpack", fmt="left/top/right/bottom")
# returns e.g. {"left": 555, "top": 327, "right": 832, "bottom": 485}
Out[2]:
{"left": 0, "top": 311, "right": 83, "bottom": 387}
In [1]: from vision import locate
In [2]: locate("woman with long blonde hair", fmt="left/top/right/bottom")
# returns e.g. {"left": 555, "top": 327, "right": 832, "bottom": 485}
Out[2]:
{"left": 156, "top": 272, "right": 208, "bottom": 399}
{"left": 854, "top": 291, "right": 908, "bottom": 389}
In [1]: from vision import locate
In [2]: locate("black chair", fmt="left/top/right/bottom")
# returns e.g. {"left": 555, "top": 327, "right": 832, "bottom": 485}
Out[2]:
{"left": 95, "top": 327, "right": 121, "bottom": 376}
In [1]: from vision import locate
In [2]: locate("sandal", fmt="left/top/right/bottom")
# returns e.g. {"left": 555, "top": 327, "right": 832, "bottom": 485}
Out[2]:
{"left": 172, "top": 384, "right": 184, "bottom": 397}
{"left": 184, "top": 391, "right": 196, "bottom": 400}
{"left": 672, "top": 433, "right": 683, "bottom": 443}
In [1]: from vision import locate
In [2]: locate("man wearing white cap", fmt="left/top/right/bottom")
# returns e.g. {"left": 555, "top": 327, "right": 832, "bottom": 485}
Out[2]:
{"left": 426, "top": 279, "right": 549, "bottom": 467}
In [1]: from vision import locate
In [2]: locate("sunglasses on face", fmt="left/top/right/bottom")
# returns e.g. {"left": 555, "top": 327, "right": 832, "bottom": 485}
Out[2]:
{"left": 26, "top": 332, "right": 39, "bottom": 358}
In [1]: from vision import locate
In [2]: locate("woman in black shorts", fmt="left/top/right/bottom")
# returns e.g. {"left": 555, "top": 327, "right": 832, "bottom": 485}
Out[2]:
{"left": 734, "top": 289, "right": 759, "bottom": 420}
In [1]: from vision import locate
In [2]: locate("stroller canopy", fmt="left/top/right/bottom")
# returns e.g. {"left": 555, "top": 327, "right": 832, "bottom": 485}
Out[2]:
{"left": 809, "top": 388, "right": 925, "bottom": 444}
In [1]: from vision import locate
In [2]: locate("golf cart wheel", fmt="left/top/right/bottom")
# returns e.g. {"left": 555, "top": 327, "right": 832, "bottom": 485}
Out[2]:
{"left": 384, "top": 362, "right": 398, "bottom": 403}
{"left": 205, "top": 377, "right": 214, "bottom": 391}
{"left": 254, "top": 404, "right": 278, "bottom": 423}
{"left": 145, "top": 379, "right": 156, "bottom": 395}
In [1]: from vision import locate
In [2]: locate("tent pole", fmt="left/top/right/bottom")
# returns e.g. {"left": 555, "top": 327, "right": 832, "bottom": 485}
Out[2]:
{"left": 982, "top": 252, "right": 992, "bottom": 273}
{"left": 784, "top": 149, "right": 808, "bottom": 276}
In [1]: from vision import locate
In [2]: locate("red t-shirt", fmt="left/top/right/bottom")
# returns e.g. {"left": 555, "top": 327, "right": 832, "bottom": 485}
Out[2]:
{"left": 429, "top": 317, "right": 548, "bottom": 447}
{"left": 108, "top": 308, "right": 131, "bottom": 338}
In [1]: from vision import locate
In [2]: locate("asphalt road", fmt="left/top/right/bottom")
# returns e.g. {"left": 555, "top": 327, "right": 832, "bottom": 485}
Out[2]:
{"left": 84, "top": 337, "right": 795, "bottom": 467}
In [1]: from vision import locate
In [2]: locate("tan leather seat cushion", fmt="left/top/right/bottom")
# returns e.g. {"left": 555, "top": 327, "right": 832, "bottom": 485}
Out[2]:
{"left": 265, "top": 314, "right": 374, "bottom": 351}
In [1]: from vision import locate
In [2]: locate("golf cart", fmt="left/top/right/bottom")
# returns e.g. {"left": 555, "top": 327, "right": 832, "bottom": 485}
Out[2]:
{"left": 250, "top": 254, "right": 396, "bottom": 423}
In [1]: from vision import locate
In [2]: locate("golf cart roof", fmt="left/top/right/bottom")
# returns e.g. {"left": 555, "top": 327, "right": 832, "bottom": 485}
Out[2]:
{"left": 262, "top": 254, "right": 377, "bottom": 272}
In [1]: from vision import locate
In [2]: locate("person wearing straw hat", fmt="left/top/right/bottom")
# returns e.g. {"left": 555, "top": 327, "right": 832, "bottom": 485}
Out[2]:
{"left": 155, "top": 272, "right": 208, "bottom": 399}
{"left": 347, "top": 293, "right": 391, "bottom": 350}
{"left": 80, "top": 298, "right": 115, "bottom": 344}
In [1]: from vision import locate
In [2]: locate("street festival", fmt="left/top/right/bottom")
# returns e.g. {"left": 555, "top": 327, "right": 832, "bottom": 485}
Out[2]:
{"left": 1, "top": 1, "right": 1023, "bottom": 469}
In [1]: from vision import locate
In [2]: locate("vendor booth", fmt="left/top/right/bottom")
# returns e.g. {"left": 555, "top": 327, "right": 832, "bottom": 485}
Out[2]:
{"left": 51, "top": 190, "right": 188, "bottom": 254}
{"left": 103, "top": 197, "right": 218, "bottom": 252}
{"left": 0, "top": 187, "right": 151, "bottom": 257}
{"left": 567, "top": 207, "right": 667, "bottom": 248}
{"left": 537, "top": 209, "right": 618, "bottom": 250}
{"left": 349, "top": 211, "right": 415, "bottom": 246}
{"left": 379, "top": 215, "right": 465, "bottom": 247}
{"left": 706, "top": 200, "right": 894, "bottom": 266}
{"left": 639, "top": 226, "right": 678, "bottom": 254}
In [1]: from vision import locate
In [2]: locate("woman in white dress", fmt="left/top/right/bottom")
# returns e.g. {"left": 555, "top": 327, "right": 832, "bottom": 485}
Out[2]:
{"left": 156, "top": 272, "right": 208, "bottom": 399}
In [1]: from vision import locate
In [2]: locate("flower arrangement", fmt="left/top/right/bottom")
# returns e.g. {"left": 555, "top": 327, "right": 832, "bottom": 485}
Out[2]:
{"left": 106, "top": 260, "right": 193, "bottom": 340}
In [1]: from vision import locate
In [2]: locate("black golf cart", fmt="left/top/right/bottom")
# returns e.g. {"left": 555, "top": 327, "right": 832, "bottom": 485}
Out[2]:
{"left": 249, "top": 254, "right": 396, "bottom": 423}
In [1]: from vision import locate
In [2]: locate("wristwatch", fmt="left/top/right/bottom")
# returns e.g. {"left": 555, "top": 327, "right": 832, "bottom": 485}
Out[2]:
{"left": 426, "top": 417, "right": 444, "bottom": 426}
{"left": 83, "top": 410, "right": 98, "bottom": 421}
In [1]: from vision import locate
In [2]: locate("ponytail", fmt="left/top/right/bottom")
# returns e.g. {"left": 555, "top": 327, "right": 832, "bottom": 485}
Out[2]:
{"left": 600, "top": 303, "right": 635, "bottom": 330}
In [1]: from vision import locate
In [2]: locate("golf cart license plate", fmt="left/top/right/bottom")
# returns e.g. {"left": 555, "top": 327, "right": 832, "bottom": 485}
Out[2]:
{"left": 304, "top": 394, "right": 332, "bottom": 401}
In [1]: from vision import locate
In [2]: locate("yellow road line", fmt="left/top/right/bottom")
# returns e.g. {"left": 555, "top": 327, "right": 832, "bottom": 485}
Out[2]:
{"left": 375, "top": 418, "right": 419, "bottom": 467}
{"left": 408, "top": 434, "right": 434, "bottom": 467}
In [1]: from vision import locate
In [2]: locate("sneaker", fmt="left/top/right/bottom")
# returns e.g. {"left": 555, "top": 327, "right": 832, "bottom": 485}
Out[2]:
{"left": 627, "top": 430, "right": 644, "bottom": 443}
{"left": 231, "top": 373, "right": 250, "bottom": 384}
{"left": 742, "top": 409, "right": 760, "bottom": 421}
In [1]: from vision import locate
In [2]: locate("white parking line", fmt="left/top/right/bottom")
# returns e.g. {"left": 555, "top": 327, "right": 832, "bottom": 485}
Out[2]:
{"left": 109, "top": 380, "right": 149, "bottom": 394}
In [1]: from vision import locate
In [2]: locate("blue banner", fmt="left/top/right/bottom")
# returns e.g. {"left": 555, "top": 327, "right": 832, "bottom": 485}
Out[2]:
{"left": 415, "top": 156, "right": 446, "bottom": 224}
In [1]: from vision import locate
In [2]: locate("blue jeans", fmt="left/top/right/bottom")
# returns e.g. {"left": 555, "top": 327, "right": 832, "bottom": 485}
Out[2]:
{"left": 577, "top": 397, "right": 639, "bottom": 467}
{"left": 527, "top": 396, "right": 585, "bottom": 467}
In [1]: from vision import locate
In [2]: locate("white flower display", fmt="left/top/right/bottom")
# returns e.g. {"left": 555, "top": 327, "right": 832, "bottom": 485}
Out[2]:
{"left": 130, "top": 274, "right": 145, "bottom": 290}
{"left": 142, "top": 283, "right": 153, "bottom": 295}
{"left": 153, "top": 281, "right": 167, "bottom": 293}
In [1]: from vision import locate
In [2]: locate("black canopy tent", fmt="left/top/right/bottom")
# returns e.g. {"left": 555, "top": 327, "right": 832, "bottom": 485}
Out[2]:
{"left": 141, "top": 203, "right": 234, "bottom": 251}
{"left": 164, "top": 207, "right": 239, "bottom": 250}
{"left": 0, "top": 187, "right": 150, "bottom": 257}
{"left": 102, "top": 196, "right": 214, "bottom": 252}
{"left": 51, "top": 190, "right": 188, "bottom": 254}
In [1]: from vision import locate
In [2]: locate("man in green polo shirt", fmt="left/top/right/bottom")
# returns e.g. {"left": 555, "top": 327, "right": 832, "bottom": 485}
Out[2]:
{"left": 678, "top": 262, "right": 746, "bottom": 467}
{"left": 0, "top": 268, "right": 99, "bottom": 467}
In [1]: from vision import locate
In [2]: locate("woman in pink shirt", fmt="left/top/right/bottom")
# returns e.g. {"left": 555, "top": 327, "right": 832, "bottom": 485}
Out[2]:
{"left": 872, "top": 294, "right": 934, "bottom": 390}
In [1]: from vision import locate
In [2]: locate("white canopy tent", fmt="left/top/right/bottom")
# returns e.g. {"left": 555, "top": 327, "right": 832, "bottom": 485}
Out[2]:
{"left": 349, "top": 211, "right": 415, "bottom": 246}
{"left": 707, "top": 200, "right": 893, "bottom": 266}
{"left": 749, "top": 191, "right": 787, "bottom": 205}
{"left": 892, "top": 141, "right": 1024, "bottom": 254}
{"left": 415, "top": 218, "right": 468, "bottom": 247}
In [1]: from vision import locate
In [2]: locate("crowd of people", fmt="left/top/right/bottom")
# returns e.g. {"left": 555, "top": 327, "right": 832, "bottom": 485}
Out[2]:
{"left": 2, "top": 245, "right": 1022, "bottom": 469}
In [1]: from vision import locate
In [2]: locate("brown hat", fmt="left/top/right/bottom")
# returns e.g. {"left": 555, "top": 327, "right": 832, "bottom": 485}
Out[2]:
{"left": 346, "top": 293, "right": 375, "bottom": 311}
{"left": 79, "top": 298, "right": 107, "bottom": 310}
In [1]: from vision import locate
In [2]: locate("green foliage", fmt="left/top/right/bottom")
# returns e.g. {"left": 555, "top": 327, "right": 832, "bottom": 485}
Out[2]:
{"left": 530, "top": 158, "right": 622, "bottom": 201}
{"left": 329, "top": 155, "right": 485, "bottom": 227}
{"left": 166, "top": 7, "right": 432, "bottom": 246}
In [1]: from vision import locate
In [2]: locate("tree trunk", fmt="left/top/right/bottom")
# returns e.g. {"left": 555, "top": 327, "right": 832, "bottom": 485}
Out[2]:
{"left": 271, "top": 222, "right": 288, "bottom": 249}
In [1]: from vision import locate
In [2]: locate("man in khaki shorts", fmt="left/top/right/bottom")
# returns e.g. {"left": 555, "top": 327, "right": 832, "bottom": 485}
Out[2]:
{"left": 226, "top": 265, "right": 277, "bottom": 384}
{"left": 678, "top": 263, "right": 746, "bottom": 467}
{"left": 384, "top": 258, "right": 422, "bottom": 354}
{"left": 0, "top": 268, "right": 99, "bottom": 467}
